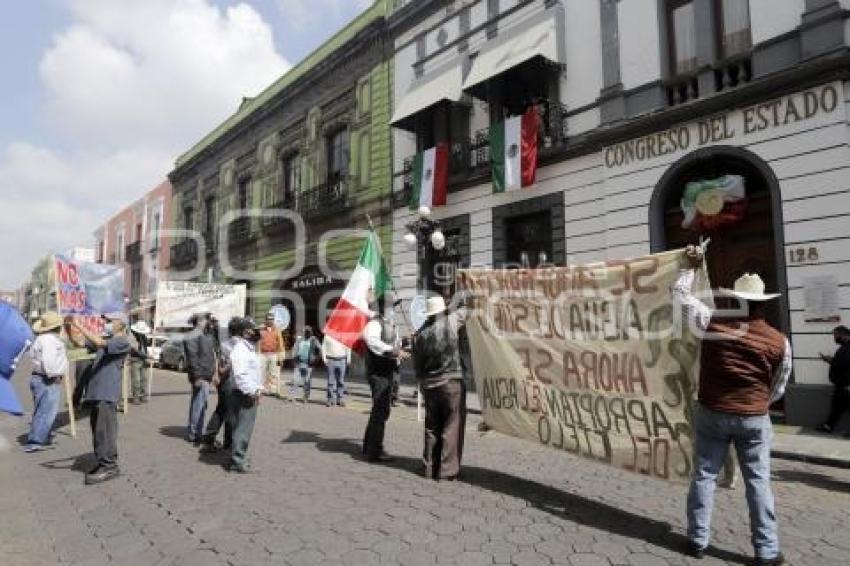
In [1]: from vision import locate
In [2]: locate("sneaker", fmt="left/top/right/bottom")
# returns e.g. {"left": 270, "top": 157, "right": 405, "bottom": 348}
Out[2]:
{"left": 225, "top": 462, "right": 250, "bottom": 474}
{"left": 752, "top": 552, "right": 784, "bottom": 566}
{"left": 684, "top": 541, "right": 705, "bottom": 559}
{"left": 815, "top": 423, "right": 833, "bottom": 433}
{"left": 24, "top": 444, "right": 46, "bottom": 453}
{"left": 85, "top": 466, "right": 120, "bottom": 485}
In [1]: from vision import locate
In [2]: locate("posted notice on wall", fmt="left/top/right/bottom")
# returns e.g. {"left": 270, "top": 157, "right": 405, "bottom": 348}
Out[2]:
{"left": 459, "top": 249, "right": 707, "bottom": 483}
{"left": 803, "top": 275, "right": 841, "bottom": 324}
{"left": 155, "top": 281, "right": 246, "bottom": 329}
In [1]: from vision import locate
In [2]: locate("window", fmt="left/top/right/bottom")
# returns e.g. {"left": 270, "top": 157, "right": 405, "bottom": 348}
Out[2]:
{"left": 150, "top": 211, "right": 161, "bottom": 249}
{"left": 327, "top": 129, "right": 349, "bottom": 186}
{"left": 283, "top": 153, "right": 300, "bottom": 202}
{"left": 183, "top": 206, "right": 194, "bottom": 233}
{"left": 668, "top": 0, "right": 697, "bottom": 75}
{"left": 116, "top": 229, "right": 125, "bottom": 263}
{"left": 237, "top": 178, "right": 250, "bottom": 209}
{"left": 204, "top": 196, "right": 216, "bottom": 234}
{"left": 718, "top": 0, "right": 751, "bottom": 57}
{"left": 505, "top": 211, "right": 553, "bottom": 269}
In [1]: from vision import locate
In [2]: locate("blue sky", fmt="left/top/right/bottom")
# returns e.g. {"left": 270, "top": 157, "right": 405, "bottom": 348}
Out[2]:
{"left": 0, "top": 0, "right": 371, "bottom": 290}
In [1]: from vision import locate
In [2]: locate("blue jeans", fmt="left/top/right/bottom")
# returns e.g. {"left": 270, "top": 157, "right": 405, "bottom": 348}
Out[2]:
{"left": 326, "top": 359, "right": 347, "bottom": 404}
{"left": 291, "top": 363, "right": 312, "bottom": 399}
{"left": 27, "top": 375, "right": 62, "bottom": 446}
{"left": 687, "top": 406, "right": 779, "bottom": 559}
{"left": 188, "top": 380, "right": 210, "bottom": 441}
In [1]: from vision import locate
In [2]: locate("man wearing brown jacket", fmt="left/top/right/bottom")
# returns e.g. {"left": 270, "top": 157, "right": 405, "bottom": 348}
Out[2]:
{"left": 674, "top": 245, "right": 791, "bottom": 565}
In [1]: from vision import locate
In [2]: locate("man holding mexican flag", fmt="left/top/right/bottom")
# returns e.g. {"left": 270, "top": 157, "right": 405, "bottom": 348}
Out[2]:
{"left": 323, "top": 230, "right": 410, "bottom": 462}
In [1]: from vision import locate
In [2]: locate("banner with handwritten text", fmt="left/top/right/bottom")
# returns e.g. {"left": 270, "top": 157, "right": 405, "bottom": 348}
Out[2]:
{"left": 155, "top": 281, "right": 246, "bottom": 329}
{"left": 55, "top": 255, "right": 125, "bottom": 335}
{"left": 459, "top": 249, "right": 708, "bottom": 483}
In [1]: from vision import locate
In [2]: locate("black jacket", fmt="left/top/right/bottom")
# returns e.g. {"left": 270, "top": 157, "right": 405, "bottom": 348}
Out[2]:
{"left": 829, "top": 343, "right": 850, "bottom": 387}
{"left": 184, "top": 332, "right": 217, "bottom": 381}
{"left": 414, "top": 314, "right": 460, "bottom": 387}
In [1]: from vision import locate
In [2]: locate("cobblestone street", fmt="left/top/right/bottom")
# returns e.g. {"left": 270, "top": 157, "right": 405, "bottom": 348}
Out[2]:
{"left": 2, "top": 370, "right": 849, "bottom": 566}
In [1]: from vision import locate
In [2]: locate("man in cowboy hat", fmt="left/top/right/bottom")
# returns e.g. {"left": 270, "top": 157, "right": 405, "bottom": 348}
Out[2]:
{"left": 71, "top": 316, "right": 131, "bottom": 484}
{"left": 413, "top": 295, "right": 466, "bottom": 480}
{"left": 128, "top": 320, "right": 153, "bottom": 404}
{"left": 24, "top": 311, "right": 68, "bottom": 452}
{"left": 0, "top": 301, "right": 34, "bottom": 417}
{"left": 674, "top": 245, "right": 791, "bottom": 566}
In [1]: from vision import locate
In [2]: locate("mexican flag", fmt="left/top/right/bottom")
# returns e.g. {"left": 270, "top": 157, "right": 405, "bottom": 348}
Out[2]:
{"left": 490, "top": 106, "right": 539, "bottom": 192}
{"left": 409, "top": 143, "right": 449, "bottom": 210}
{"left": 322, "top": 231, "right": 392, "bottom": 352}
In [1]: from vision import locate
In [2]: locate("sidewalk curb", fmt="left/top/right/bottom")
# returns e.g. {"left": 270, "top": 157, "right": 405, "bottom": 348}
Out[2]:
{"left": 769, "top": 450, "right": 850, "bottom": 469}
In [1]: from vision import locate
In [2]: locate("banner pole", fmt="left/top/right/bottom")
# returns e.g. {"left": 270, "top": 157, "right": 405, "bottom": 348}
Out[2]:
{"left": 121, "top": 361, "right": 129, "bottom": 414}
{"left": 53, "top": 255, "right": 77, "bottom": 438}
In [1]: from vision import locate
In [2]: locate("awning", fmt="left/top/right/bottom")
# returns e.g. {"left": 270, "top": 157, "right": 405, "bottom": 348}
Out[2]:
{"left": 463, "top": 14, "right": 563, "bottom": 93}
{"left": 390, "top": 64, "right": 464, "bottom": 130}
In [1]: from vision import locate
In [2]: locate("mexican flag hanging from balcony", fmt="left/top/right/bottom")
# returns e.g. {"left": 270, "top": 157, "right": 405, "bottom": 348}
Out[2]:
{"left": 490, "top": 106, "right": 539, "bottom": 193}
{"left": 409, "top": 142, "right": 449, "bottom": 210}
{"left": 322, "top": 231, "right": 392, "bottom": 353}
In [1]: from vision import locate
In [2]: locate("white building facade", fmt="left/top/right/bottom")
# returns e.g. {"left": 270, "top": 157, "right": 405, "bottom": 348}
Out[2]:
{"left": 388, "top": 0, "right": 850, "bottom": 425}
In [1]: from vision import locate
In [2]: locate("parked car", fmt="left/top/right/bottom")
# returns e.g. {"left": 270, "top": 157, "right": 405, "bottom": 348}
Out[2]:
{"left": 148, "top": 335, "right": 169, "bottom": 368}
{"left": 158, "top": 337, "right": 187, "bottom": 372}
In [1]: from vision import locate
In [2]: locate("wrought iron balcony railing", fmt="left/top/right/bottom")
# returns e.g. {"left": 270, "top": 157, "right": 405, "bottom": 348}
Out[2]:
{"left": 227, "top": 216, "right": 254, "bottom": 248}
{"left": 297, "top": 177, "right": 350, "bottom": 219}
{"left": 125, "top": 241, "right": 142, "bottom": 264}
{"left": 170, "top": 239, "right": 198, "bottom": 268}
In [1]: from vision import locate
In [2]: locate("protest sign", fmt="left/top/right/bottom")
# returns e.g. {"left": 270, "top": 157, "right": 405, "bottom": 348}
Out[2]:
{"left": 55, "top": 255, "right": 125, "bottom": 334}
{"left": 459, "top": 249, "right": 708, "bottom": 483}
{"left": 155, "top": 281, "right": 246, "bottom": 329}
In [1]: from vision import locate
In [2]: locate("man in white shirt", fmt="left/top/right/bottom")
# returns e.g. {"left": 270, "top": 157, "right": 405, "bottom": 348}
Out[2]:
{"left": 25, "top": 312, "right": 68, "bottom": 452}
{"left": 322, "top": 332, "right": 351, "bottom": 407}
{"left": 362, "top": 291, "right": 409, "bottom": 462}
{"left": 227, "top": 317, "right": 263, "bottom": 473}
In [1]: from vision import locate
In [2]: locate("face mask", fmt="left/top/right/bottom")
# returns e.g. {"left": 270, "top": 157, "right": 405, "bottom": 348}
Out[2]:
{"left": 246, "top": 330, "right": 261, "bottom": 343}
{"left": 103, "top": 323, "right": 113, "bottom": 337}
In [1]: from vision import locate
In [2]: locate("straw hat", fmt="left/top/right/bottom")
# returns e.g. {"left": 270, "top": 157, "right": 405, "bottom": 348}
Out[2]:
{"left": 33, "top": 311, "right": 63, "bottom": 334}
{"left": 721, "top": 273, "right": 780, "bottom": 302}
{"left": 425, "top": 296, "right": 447, "bottom": 317}
{"left": 130, "top": 321, "right": 152, "bottom": 335}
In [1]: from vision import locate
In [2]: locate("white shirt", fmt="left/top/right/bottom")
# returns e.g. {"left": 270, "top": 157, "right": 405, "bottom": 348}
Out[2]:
{"left": 31, "top": 333, "right": 68, "bottom": 379}
{"left": 230, "top": 337, "right": 262, "bottom": 396}
{"left": 363, "top": 316, "right": 397, "bottom": 357}
{"left": 672, "top": 268, "right": 793, "bottom": 402}
{"left": 321, "top": 335, "right": 351, "bottom": 364}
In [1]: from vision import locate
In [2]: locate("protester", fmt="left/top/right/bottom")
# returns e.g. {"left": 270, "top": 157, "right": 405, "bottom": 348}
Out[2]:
{"left": 816, "top": 325, "right": 850, "bottom": 434}
{"left": 24, "top": 312, "right": 68, "bottom": 452}
{"left": 674, "top": 245, "right": 791, "bottom": 565}
{"left": 292, "top": 326, "right": 320, "bottom": 404}
{"left": 200, "top": 317, "right": 240, "bottom": 453}
{"left": 73, "top": 317, "right": 131, "bottom": 485}
{"left": 184, "top": 313, "right": 218, "bottom": 445}
{"left": 258, "top": 313, "right": 285, "bottom": 396}
{"left": 362, "top": 290, "right": 409, "bottom": 462}
{"left": 65, "top": 317, "right": 96, "bottom": 411}
{"left": 321, "top": 332, "right": 350, "bottom": 407}
{"left": 0, "top": 301, "right": 33, "bottom": 417}
{"left": 413, "top": 296, "right": 466, "bottom": 480}
{"left": 128, "top": 320, "right": 152, "bottom": 404}
{"left": 228, "top": 317, "right": 263, "bottom": 473}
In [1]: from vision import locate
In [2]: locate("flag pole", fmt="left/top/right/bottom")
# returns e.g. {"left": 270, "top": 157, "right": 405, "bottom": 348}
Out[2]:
{"left": 53, "top": 255, "right": 77, "bottom": 438}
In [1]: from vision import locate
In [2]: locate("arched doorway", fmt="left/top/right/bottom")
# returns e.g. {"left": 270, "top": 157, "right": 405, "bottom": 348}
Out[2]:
{"left": 650, "top": 146, "right": 789, "bottom": 335}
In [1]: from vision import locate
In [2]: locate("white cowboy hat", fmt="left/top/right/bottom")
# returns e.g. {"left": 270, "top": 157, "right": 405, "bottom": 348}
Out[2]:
{"left": 33, "top": 311, "right": 63, "bottom": 334}
{"left": 425, "top": 296, "right": 447, "bottom": 317}
{"left": 130, "top": 321, "right": 152, "bottom": 335}
{"left": 720, "top": 273, "right": 780, "bottom": 302}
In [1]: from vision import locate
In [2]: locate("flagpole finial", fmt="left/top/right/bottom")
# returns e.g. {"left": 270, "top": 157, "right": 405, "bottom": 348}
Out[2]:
{"left": 366, "top": 213, "right": 376, "bottom": 232}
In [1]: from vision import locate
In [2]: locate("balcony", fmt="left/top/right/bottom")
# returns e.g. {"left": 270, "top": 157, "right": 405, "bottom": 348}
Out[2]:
{"left": 261, "top": 195, "right": 296, "bottom": 235}
{"left": 297, "top": 177, "right": 350, "bottom": 220}
{"left": 397, "top": 101, "right": 568, "bottom": 205}
{"left": 665, "top": 74, "right": 700, "bottom": 107}
{"left": 125, "top": 241, "right": 142, "bottom": 264}
{"left": 170, "top": 239, "right": 198, "bottom": 268}
{"left": 714, "top": 55, "right": 752, "bottom": 94}
{"left": 227, "top": 216, "right": 255, "bottom": 249}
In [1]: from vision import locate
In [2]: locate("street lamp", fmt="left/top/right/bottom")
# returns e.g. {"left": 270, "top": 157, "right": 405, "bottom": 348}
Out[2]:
{"left": 404, "top": 206, "right": 445, "bottom": 292}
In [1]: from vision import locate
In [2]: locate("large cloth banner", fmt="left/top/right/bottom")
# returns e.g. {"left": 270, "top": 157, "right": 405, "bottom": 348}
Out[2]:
{"left": 55, "top": 255, "right": 125, "bottom": 334}
{"left": 155, "top": 281, "right": 246, "bottom": 329}
{"left": 459, "top": 249, "right": 708, "bottom": 484}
